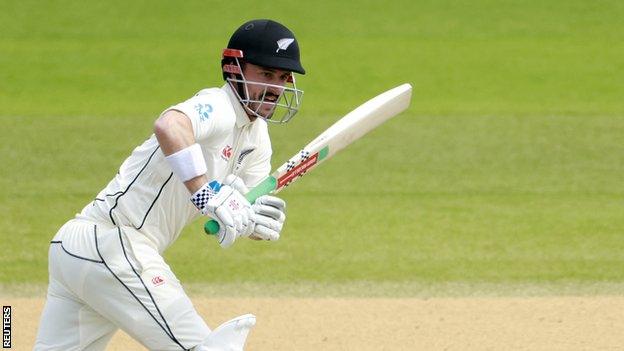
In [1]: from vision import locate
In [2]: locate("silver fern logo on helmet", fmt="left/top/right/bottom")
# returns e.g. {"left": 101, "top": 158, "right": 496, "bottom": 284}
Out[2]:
{"left": 276, "top": 38, "right": 295, "bottom": 53}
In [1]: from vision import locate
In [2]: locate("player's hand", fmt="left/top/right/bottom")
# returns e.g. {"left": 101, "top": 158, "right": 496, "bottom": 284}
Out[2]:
{"left": 207, "top": 175, "right": 286, "bottom": 242}
{"left": 207, "top": 185, "right": 254, "bottom": 248}
{"left": 191, "top": 180, "right": 253, "bottom": 248}
{"left": 221, "top": 174, "right": 256, "bottom": 239}
{"left": 224, "top": 175, "right": 286, "bottom": 241}
{"left": 250, "top": 195, "right": 286, "bottom": 241}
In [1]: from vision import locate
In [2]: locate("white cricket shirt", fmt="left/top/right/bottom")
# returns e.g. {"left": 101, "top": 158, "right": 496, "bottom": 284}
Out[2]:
{"left": 78, "top": 84, "right": 272, "bottom": 252}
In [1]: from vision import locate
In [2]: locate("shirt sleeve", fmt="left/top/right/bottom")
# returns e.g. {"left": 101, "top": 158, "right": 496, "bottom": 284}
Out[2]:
{"left": 162, "top": 89, "right": 232, "bottom": 141}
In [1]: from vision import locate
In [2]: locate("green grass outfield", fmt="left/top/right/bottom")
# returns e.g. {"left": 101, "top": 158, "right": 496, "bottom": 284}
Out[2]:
{"left": 1, "top": 0, "right": 623, "bottom": 295}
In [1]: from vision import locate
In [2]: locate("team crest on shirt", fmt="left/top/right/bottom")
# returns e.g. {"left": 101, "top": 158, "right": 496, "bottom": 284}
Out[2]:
{"left": 237, "top": 148, "right": 255, "bottom": 164}
{"left": 221, "top": 145, "right": 233, "bottom": 161}
{"left": 234, "top": 148, "right": 256, "bottom": 172}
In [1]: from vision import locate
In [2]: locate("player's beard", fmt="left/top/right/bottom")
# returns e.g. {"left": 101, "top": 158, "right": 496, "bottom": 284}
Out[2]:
{"left": 249, "top": 91, "right": 280, "bottom": 119}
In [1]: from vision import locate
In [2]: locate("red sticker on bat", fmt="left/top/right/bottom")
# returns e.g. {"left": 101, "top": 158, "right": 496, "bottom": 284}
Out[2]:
{"left": 277, "top": 152, "right": 319, "bottom": 189}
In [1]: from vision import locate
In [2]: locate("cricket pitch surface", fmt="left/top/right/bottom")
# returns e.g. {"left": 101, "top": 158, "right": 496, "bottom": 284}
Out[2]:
{"left": 4, "top": 296, "right": 624, "bottom": 350}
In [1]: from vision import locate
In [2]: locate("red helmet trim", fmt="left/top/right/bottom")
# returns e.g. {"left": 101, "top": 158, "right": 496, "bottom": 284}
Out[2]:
{"left": 223, "top": 64, "right": 242, "bottom": 74}
{"left": 222, "top": 48, "right": 244, "bottom": 58}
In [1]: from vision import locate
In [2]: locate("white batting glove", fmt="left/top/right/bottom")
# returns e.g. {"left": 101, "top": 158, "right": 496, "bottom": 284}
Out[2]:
{"left": 250, "top": 195, "right": 286, "bottom": 241}
{"left": 191, "top": 179, "right": 253, "bottom": 248}
{"left": 216, "top": 175, "right": 286, "bottom": 242}
{"left": 222, "top": 175, "right": 255, "bottom": 238}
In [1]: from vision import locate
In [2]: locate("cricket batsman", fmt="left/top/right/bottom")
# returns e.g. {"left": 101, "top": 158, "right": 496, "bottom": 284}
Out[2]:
{"left": 34, "top": 19, "right": 305, "bottom": 351}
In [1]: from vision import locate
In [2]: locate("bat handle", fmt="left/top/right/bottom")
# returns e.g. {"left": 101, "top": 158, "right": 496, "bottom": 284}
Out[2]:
{"left": 204, "top": 176, "right": 278, "bottom": 235}
{"left": 204, "top": 219, "right": 221, "bottom": 235}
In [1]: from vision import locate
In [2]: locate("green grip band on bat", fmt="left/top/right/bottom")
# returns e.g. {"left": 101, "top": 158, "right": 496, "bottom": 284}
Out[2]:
{"left": 318, "top": 145, "right": 329, "bottom": 161}
{"left": 204, "top": 176, "right": 278, "bottom": 235}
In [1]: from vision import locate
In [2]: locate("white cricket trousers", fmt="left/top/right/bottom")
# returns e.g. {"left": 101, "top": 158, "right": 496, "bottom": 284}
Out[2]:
{"left": 34, "top": 219, "right": 211, "bottom": 350}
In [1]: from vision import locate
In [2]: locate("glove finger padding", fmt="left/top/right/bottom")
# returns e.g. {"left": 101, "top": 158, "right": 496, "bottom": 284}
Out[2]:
{"left": 238, "top": 207, "right": 256, "bottom": 238}
{"left": 214, "top": 206, "right": 236, "bottom": 248}
{"left": 253, "top": 203, "right": 285, "bottom": 223}
{"left": 217, "top": 226, "right": 237, "bottom": 248}
{"left": 250, "top": 195, "right": 286, "bottom": 241}
{"left": 251, "top": 213, "right": 282, "bottom": 241}
{"left": 255, "top": 195, "right": 286, "bottom": 213}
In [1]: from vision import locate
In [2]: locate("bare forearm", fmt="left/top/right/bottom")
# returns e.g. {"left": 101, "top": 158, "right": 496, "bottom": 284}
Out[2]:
{"left": 183, "top": 175, "right": 208, "bottom": 193}
{"left": 154, "top": 111, "right": 208, "bottom": 193}
{"left": 154, "top": 110, "right": 196, "bottom": 155}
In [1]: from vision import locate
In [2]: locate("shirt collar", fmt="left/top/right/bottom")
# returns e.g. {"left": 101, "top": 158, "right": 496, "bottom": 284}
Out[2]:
{"left": 222, "top": 83, "right": 252, "bottom": 128}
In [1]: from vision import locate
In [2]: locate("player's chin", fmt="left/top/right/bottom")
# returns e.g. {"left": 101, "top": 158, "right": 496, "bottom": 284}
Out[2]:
{"left": 258, "top": 103, "right": 277, "bottom": 119}
{"left": 247, "top": 101, "right": 276, "bottom": 119}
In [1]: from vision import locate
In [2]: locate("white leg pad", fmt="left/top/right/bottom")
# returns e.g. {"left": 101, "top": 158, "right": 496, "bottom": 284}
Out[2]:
{"left": 195, "top": 314, "right": 256, "bottom": 351}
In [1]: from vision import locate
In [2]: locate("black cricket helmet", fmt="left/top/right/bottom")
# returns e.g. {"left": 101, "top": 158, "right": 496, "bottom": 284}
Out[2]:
{"left": 222, "top": 19, "right": 305, "bottom": 123}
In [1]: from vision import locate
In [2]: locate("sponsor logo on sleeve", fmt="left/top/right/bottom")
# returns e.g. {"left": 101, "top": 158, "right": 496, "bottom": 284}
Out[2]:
{"left": 194, "top": 103, "right": 213, "bottom": 121}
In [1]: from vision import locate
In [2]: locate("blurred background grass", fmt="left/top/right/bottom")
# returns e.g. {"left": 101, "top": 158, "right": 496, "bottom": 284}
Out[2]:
{"left": 1, "top": 0, "right": 623, "bottom": 292}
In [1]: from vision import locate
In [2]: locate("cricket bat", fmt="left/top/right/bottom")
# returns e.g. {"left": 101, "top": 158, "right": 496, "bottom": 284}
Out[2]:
{"left": 205, "top": 83, "right": 413, "bottom": 234}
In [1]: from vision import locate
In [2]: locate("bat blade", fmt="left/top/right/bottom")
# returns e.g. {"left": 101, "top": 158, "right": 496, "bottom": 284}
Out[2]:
{"left": 205, "top": 83, "right": 412, "bottom": 235}
{"left": 272, "top": 83, "right": 412, "bottom": 192}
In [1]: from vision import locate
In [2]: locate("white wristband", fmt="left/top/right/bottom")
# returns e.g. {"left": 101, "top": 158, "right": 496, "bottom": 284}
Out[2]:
{"left": 165, "top": 143, "right": 207, "bottom": 182}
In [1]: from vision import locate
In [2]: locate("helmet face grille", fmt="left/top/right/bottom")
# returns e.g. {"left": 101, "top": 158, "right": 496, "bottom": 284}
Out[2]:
{"left": 226, "top": 76, "right": 304, "bottom": 124}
